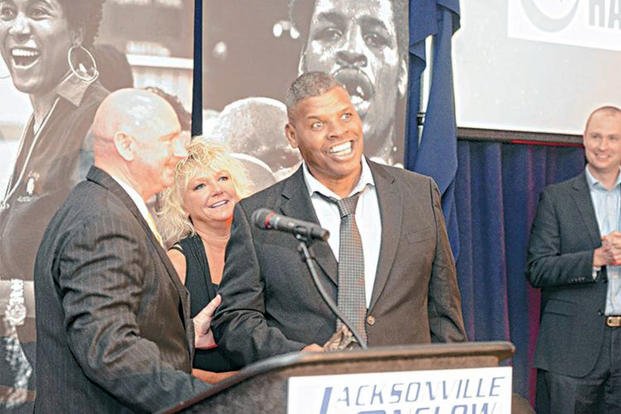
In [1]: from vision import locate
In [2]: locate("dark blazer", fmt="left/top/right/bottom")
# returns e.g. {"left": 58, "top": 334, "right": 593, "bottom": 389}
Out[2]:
{"left": 527, "top": 172, "right": 607, "bottom": 377}
{"left": 34, "top": 167, "right": 209, "bottom": 413}
{"left": 213, "top": 161, "right": 466, "bottom": 367}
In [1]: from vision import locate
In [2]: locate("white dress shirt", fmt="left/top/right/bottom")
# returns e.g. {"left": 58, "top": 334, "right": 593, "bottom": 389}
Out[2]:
{"left": 302, "top": 158, "right": 382, "bottom": 308}
{"left": 111, "top": 176, "right": 162, "bottom": 243}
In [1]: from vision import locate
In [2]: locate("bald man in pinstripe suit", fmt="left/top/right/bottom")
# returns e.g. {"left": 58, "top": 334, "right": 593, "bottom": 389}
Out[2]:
{"left": 33, "top": 89, "right": 213, "bottom": 412}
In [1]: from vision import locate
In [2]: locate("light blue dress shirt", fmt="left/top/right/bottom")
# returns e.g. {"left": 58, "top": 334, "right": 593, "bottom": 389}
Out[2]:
{"left": 585, "top": 167, "right": 621, "bottom": 315}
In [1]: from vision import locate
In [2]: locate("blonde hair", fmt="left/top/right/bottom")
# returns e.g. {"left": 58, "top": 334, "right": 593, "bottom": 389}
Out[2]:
{"left": 157, "top": 137, "right": 250, "bottom": 245}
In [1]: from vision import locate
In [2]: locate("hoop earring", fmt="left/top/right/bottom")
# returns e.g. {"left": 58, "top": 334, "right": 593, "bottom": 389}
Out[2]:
{"left": 67, "top": 44, "right": 99, "bottom": 83}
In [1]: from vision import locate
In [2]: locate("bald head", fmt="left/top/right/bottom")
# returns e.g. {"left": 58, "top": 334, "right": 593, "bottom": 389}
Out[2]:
{"left": 91, "top": 88, "right": 187, "bottom": 200}
{"left": 584, "top": 105, "right": 621, "bottom": 134}
{"left": 92, "top": 88, "right": 180, "bottom": 148}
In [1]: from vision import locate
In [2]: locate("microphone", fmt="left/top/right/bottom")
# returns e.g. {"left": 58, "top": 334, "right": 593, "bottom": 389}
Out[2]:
{"left": 252, "top": 208, "right": 330, "bottom": 241}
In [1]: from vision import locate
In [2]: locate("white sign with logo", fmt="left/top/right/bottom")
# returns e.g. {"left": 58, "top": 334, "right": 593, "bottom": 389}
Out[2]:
{"left": 508, "top": 0, "right": 621, "bottom": 51}
{"left": 287, "top": 366, "right": 512, "bottom": 414}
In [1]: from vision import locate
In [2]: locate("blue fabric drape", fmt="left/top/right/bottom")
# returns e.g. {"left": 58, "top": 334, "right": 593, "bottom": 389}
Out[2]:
{"left": 455, "top": 139, "right": 585, "bottom": 399}
{"left": 407, "top": 0, "right": 461, "bottom": 258}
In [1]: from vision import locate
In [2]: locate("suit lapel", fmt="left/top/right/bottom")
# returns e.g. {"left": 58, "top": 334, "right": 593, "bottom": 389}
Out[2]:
{"left": 368, "top": 161, "right": 401, "bottom": 310}
{"left": 571, "top": 172, "right": 601, "bottom": 247}
{"left": 86, "top": 167, "right": 192, "bottom": 332}
{"left": 280, "top": 168, "right": 338, "bottom": 285}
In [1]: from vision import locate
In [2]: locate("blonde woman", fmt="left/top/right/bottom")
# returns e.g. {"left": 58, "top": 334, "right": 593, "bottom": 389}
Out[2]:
{"left": 158, "top": 137, "right": 250, "bottom": 383}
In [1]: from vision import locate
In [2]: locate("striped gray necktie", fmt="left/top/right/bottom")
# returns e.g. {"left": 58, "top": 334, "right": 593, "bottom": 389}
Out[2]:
{"left": 334, "top": 192, "right": 367, "bottom": 345}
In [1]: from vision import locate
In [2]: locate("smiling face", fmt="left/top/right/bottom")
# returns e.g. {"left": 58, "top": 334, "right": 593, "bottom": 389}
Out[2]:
{"left": 299, "top": 0, "right": 405, "bottom": 156}
{"left": 583, "top": 109, "right": 621, "bottom": 180}
{"left": 182, "top": 169, "right": 240, "bottom": 227}
{"left": 0, "top": 0, "right": 74, "bottom": 96}
{"left": 285, "top": 85, "right": 363, "bottom": 196}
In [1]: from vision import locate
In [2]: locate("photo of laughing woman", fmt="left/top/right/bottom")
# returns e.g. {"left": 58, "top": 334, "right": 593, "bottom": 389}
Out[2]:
{"left": 0, "top": 0, "right": 107, "bottom": 408}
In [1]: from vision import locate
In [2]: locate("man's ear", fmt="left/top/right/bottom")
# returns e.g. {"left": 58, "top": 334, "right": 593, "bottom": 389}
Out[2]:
{"left": 285, "top": 123, "right": 298, "bottom": 149}
{"left": 114, "top": 132, "right": 135, "bottom": 161}
{"left": 397, "top": 54, "right": 408, "bottom": 98}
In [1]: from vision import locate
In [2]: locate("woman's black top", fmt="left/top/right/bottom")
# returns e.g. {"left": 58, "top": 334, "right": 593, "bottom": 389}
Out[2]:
{"left": 174, "top": 234, "right": 236, "bottom": 372}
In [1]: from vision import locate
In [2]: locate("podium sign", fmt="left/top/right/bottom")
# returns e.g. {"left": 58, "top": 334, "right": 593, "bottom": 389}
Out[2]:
{"left": 159, "top": 342, "right": 516, "bottom": 413}
{"left": 288, "top": 367, "right": 512, "bottom": 414}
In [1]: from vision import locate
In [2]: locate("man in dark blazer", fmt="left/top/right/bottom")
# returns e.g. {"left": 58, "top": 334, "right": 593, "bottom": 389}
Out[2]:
{"left": 527, "top": 106, "right": 621, "bottom": 413}
{"left": 34, "top": 89, "right": 213, "bottom": 412}
{"left": 213, "top": 72, "right": 466, "bottom": 367}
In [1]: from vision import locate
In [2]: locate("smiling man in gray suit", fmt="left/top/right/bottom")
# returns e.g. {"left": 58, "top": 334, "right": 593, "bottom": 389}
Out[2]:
{"left": 527, "top": 106, "right": 621, "bottom": 414}
{"left": 33, "top": 89, "right": 214, "bottom": 412}
{"left": 213, "top": 72, "right": 466, "bottom": 366}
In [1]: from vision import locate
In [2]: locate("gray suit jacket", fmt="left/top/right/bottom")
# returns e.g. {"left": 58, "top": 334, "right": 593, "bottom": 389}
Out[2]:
{"left": 213, "top": 161, "right": 466, "bottom": 367}
{"left": 34, "top": 167, "right": 209, "bottom": 413}
{"left": 527, "top": 172, "right": 608, "bottom": 377}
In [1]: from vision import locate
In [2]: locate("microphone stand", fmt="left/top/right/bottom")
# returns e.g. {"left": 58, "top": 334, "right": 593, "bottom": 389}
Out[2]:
{"left": 296, "top": 235, "right": 368, "bottom": 350}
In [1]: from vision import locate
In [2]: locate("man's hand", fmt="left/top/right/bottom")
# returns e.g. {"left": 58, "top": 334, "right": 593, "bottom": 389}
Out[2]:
{"left": 194, "top": 294, "right": 222, "bottom": 350}
{"left": 602, "top": 231, "right": 621, "bottom": 266}
{"left": 594, "top": 246, "right": 609, "bottom": 267}
{"left": 192, "top": 368, "right": 238, "bottom": 384}
{"left": 302, "top": 343, "right": 323, "bottom": 352}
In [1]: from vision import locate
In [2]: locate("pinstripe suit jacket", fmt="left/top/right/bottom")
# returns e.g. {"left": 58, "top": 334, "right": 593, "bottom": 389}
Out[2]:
{"left": 213, "top": 160, "right": 466, "bottom": 367}
{"left": 34, "top": 166, "right": 209, "bottom": 413}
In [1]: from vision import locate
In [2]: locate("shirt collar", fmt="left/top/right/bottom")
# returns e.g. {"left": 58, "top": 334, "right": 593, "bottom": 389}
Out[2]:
{"left": 585, "top": 166, "right": 621, "bottom": 190}
{"left": 303, "top": 156, "right": 375, "bottom": 199}
{"left": 54, "top": 71, "right": 93, "bottom": 107}
{"left": 110, "top": 176, "right": 152, "bottom": 221}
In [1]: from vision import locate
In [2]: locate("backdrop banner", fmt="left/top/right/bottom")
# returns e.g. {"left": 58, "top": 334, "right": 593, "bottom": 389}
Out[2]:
{"left": 0, "top": 0, "right": 195, "bottom": 410}
{"left": 202, "top": 0, "right": 409, "bottom": 193}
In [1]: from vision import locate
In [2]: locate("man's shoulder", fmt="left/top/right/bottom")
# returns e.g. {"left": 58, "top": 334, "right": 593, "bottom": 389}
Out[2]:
{"left": 39, "top": 180, "right": 129, "bottom": 258}
{"left": 369, "top": 160, "right": 433, "bottom": 189}
{"left": 58, "top": 179, "right": 131, "bottom": 225}
{"left": 542, "top": 172, "right": 585, "bottom": 197}
{"left": 239, "top": 170, "right": 297, "bottom": 211}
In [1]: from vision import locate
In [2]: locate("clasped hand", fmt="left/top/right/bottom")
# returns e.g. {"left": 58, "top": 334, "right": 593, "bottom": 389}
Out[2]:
{"left": 601, "top": 231, "right": 621, "bottom": 266}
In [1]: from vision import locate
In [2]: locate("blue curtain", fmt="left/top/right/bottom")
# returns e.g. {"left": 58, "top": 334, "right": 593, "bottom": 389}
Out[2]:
{"left": 455, "top": 138, "right": 585, "bottom": 399}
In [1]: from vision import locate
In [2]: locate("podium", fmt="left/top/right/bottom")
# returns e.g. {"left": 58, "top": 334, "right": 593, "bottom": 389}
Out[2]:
{"left": 161, "top": 341, "right": 515, "bottom": 413}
